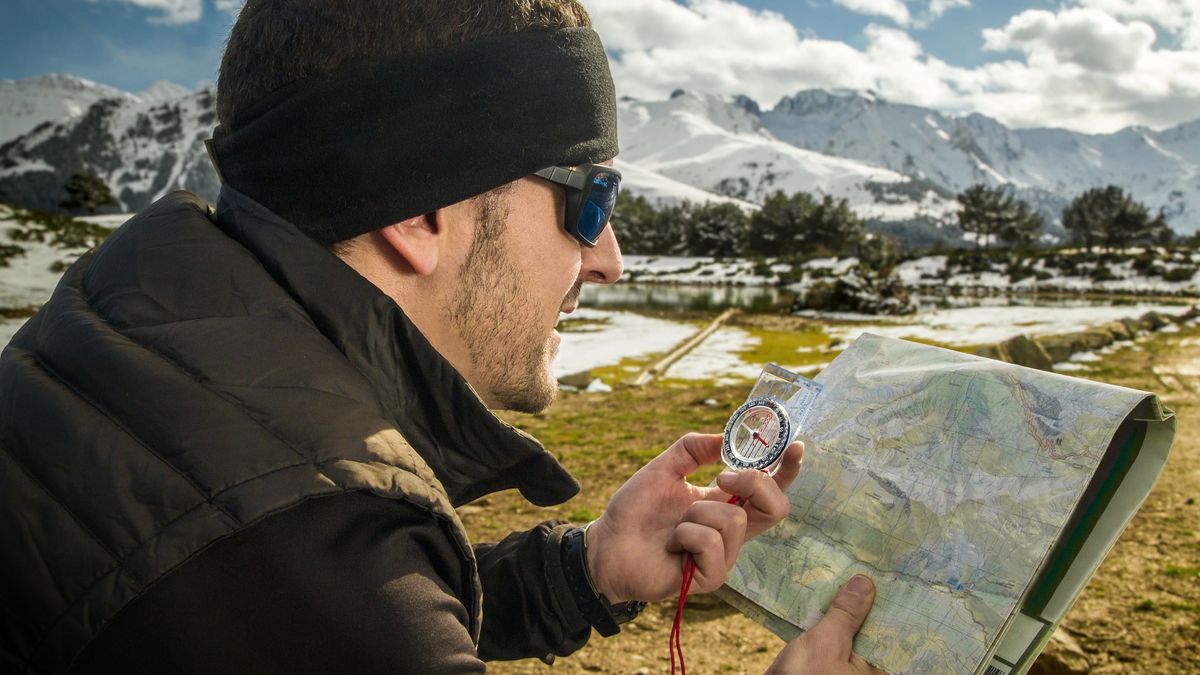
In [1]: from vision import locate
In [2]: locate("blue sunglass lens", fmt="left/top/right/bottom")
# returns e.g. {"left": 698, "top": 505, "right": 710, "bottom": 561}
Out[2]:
{"left": 579, "top": 173, "right": 620, "bottom": 243}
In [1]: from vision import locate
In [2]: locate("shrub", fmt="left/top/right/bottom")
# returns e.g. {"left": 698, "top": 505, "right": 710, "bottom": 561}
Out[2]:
{"left": 1163, "top": 267, "right": 1197, "bottom": 283}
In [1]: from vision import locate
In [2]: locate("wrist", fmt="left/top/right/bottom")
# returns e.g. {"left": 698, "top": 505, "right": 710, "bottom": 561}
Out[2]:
{"left": 560, "top": 525, "right": 644, "bottom": 637}
{"left": 583, "top": 520, "right": 625, "bottom": 603}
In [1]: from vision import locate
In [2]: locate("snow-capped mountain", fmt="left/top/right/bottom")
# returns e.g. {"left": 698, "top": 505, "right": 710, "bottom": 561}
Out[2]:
{"left": 0, "top": 75, "right": 135, "bottom": 144}
{"left": 0, "top": 86, "right": 219, "bottom": 214}
{"left": 761, "top": 89, "right": 1200, "bottom": 233}
{"left": 2, "top": 74, "right": 1198, "bottom": 242}
{"left": 618, "top": 90, "right": 957, "bottom": 225}
{"left": 135, "top": 80, "right": 194, "bottom": 106}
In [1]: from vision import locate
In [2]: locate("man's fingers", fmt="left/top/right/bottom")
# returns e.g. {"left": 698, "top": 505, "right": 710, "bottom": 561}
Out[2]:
{"left": 647, "top": 433, "right": 724, "bottom": 478}
{"left": 714, "top": 468, "right": 790, "bottom": 529}
{"left": 666, "top": 522, "right": 728, "bottom": 590}
{"left": 807, "top": 575, "right": 876, "bottom": 657}
{"left": 681, "top": 501, "right": 748, "bottom": 569}
{"left": 770, "top": 441, "right": 804, "bottom": 491}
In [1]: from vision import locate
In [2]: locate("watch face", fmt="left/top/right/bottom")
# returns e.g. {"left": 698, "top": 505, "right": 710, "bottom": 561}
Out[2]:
{"left": 722, "top": 397, "right": 792, "bottom": 471}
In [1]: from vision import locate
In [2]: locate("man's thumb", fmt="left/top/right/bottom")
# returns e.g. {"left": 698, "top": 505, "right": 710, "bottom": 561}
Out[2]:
{"left": 812, "top": 575, "right": 876, "bottom": 650}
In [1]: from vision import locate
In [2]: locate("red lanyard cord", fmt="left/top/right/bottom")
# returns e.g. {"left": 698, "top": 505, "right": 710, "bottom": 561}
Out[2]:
{"left": 670, "top": 493, "right": 745, "bottom": 675}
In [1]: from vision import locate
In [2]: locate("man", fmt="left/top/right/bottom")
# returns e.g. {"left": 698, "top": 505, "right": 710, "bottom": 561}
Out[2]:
{"left": 0, "top": 1, "right": 881, "bottom": 673}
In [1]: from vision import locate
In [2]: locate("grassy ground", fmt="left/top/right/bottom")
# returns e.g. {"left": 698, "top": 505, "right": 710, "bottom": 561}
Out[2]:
{"left": 471, "top": 315, "right": 1199, "bottom": 674}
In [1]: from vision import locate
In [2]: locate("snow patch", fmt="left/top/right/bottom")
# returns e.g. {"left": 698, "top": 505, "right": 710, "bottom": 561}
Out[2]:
{"left": 553, "top": 308, "right": 695, "bottom": 378}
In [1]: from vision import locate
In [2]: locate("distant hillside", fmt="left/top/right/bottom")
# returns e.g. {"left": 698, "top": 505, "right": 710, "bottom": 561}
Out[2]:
{"left": 1, "top": 75, "right": 1197, "bottom": 250}
{"left": 761, "top": 89, "right": 1200, "bottom": 235}
{"left": 0, "top": 85, "right": 218, "bottom": 214}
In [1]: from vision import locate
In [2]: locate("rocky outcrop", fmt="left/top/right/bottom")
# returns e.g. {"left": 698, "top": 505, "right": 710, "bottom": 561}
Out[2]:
{"left": 795, "top": 268, "right": 917, "bottom": 316}
{"left": 975, "top": 335, "right": 1054, "bottom": 371}
{"left": 977, "top": 306, "right": 1197, "bottom": 370}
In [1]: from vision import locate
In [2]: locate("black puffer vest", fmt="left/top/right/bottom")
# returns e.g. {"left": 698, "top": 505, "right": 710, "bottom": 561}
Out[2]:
{"left": 0, "top": 188, "right": 578, "bottom": 674}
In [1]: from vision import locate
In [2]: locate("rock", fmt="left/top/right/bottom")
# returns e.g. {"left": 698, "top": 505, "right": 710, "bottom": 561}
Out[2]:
{"left": 1139, "top": 311, "right": 1169, "bottom": 331}
{"left": 558, "top": 370, "right": 593, "bottom": 389}
{"left": 975, "top": 344, "right": 1003, "bottom": 362}
{"left": 1080, "top": 330, "right": 1114, "bottom": 350}
{"left": 793, "top": 267, "right": 917, "bottom": 316}
{"left": 1120, "top": 317, "right": 1141, "bottom": 338}
{"left": 1028, "top": 627, "right": 1091, "bottom": 675}
{"left": 1101, "top": 321, "right": 1133, "bottom": 341}
{"left": 998, "top": 335, "right": 1054, "bottom": 371}
{"left": 1036, "top": 336, "right": 1078, "bottom": 364}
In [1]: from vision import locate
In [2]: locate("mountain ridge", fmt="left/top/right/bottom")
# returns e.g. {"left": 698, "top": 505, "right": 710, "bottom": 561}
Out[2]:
{"left": 1, "top": 74, "right": 1197, "bottom": 243}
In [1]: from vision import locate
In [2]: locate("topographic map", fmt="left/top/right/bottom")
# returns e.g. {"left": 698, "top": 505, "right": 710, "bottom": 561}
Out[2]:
{"left": 723, "top": 334, "right": 1151, "bottom": 674}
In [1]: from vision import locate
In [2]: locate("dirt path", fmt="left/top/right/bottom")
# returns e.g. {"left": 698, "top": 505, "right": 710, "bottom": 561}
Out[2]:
{"left": 481, "top": 325, "right": 1200, "bottom": 675}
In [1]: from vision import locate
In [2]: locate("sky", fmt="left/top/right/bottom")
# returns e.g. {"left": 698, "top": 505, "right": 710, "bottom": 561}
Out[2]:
{"left": 1, "top": 0, "right": 1198, "bottom": 134}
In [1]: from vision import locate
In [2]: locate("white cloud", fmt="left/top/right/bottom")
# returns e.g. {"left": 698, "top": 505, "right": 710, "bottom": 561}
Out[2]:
{"left": 927, "top": 0, "right": 970, "bottom": 21}
{"left": 983, "top": 8, "right": 1156, "bottom": 73}
{"left": 94, "top": 0, "right": 199, "bottom": 24}
{"left": 585, "top": 0, "right": 1200, "bottom": 134}
{"left": 828, "top": 0, "right": 969, "bottom": 27}
{"left": 831, "top": 0, "right": 911, "bottom": 26}
{"left": 90, "top": 0, "right": 242, "bottom": 24}
{"left": 1076, "top": 0, "right": 1199, "bottom": 48}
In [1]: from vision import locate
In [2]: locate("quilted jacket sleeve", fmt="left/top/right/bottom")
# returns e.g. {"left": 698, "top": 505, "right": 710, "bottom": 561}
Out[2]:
{"left": 70, "top": 492, "right": 591, "bottom": 674}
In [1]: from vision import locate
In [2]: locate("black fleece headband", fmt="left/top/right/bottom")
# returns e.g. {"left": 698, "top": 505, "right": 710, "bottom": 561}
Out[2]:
{"left": 208, "top": 28, "right": 618, "bottom": 245}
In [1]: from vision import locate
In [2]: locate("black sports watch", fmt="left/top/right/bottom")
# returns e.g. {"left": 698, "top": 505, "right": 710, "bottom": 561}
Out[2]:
{"left": 560, "top": 525, "right": 646, "bottom": 637}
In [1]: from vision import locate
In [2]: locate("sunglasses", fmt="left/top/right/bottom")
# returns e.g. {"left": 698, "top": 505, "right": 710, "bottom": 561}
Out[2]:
{"left": 534, "top": 163, "right": 622, "bottom": 247}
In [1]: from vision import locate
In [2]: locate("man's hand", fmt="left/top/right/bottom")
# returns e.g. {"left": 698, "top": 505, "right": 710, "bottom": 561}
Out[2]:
{"left": 768, "top": 576, "right": 886, "bottom": 674}
{"left": 584, "top": 433, "right": 803, "bottom": 603}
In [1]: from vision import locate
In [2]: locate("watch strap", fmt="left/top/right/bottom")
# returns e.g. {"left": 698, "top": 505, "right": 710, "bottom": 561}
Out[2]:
{"left": 559, "top": 525, "right": 644, "bottom": 637}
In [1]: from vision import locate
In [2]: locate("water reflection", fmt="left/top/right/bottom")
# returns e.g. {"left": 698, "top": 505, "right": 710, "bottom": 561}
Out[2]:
{"left": 580, "top": 283, "right": 793, "bottom": 312}
{"left": 583, "top": 282, "right": 1190, "bottom": 315}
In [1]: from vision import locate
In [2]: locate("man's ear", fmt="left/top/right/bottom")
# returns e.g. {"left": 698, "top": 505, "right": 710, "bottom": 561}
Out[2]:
{"left": 378, "top": 213, "right": 440, "bottom": 276}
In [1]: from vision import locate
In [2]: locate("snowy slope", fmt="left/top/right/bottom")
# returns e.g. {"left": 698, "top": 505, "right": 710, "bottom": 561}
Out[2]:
{"left": 0, "top": 87, "right": 220, "bottom": 213}
{"left": 0, "top": 74, "right": 134, "bottom": 144}
{"left": 3, "top": 75, "right": 1197, "bottom": 241}
{"left": 614, "top": 158, "right": 756, "bottom": 209}
{"left": 135, "top": 80, "right": 194, "bottom": 106}
{"left": 761, "top": 89, "right": 1200, "bottom": 233}
{"left": 617, "top": 91, "right": 958, "bottom": 224}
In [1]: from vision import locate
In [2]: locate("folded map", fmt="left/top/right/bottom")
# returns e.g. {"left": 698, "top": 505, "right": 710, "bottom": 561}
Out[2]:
{"left": 718, "top": 333, "right": 1176, "bottom": 675}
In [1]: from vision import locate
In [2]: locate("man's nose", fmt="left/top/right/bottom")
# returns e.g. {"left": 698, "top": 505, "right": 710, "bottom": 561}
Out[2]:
{"left": 580, "top": 223, "right": 623, "bottom": 284}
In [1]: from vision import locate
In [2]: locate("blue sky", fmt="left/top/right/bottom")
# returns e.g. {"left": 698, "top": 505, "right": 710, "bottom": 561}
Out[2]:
{"left": 1, "top": 0, "right": 1041, "bottom": 90}
{"left": 2, "top": 0, "right": 1198, "bottom": 132}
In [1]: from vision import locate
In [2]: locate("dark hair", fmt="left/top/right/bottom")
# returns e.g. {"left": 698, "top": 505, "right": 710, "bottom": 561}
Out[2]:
{"left": 217, "top": 0, "right": 592, "bottom": 131}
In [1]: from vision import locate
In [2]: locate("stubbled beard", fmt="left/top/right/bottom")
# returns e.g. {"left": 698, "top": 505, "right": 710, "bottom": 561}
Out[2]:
{"left": 450, "top": 193, "right": 560, "bottom": 413}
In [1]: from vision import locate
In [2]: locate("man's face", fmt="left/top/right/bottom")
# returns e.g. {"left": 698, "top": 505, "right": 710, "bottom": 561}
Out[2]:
{"left": 450, "top": 166, "right": 623, "bottom": 413}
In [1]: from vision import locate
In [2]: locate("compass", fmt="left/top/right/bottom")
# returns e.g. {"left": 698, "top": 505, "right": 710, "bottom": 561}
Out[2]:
{"left": 721, "top": 396, "right": 792, "bottom": 473}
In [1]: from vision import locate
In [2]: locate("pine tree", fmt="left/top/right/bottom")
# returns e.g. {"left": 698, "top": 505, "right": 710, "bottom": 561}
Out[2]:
{"left": 59, "top": 172, "right": 117, "bottom": 216}
{"left": 1062, "top": 186, "right": 1172, "bottom": 252}
{"left": 684, "top": 202, "right": 748, "bottom": 257}
{"left": 748, "top": 191, "right": 813, "bottom": 257}
{"left": 805, "top": 195, "right": 865, "bottom": 253}
{"left": 957, "top": 185, "right": 1007, "bottom": 250}
{"left": 998, "top": 200, "right": 1044, "bottom": 250}
{"left": 747, "top": 191, "right": 863, "bottom": 257}
{"left": 610, "top": 193, "right": 667, "bottom": 255}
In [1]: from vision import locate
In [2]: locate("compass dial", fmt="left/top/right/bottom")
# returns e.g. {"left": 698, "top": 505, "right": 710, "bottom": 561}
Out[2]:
{"left": 721, "top": 397, "right": 792, "bottom": 472}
